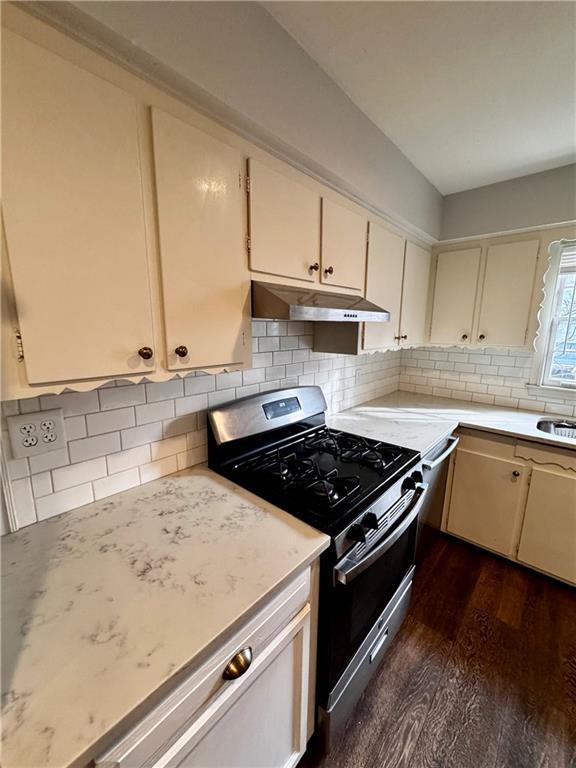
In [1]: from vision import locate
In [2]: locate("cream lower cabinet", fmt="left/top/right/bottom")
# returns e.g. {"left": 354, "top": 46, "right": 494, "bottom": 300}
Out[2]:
{"left": 517, "top": 467, "right": 576, "bottom": 584}
{"left": 445, "top": 431, "right": 576, "bottom": 585}
{"left": 96, "top": 568, "right": 314, "bottom": 768}
{"left": 446, "top": 447, "right": 528, "bottom": 556}
{"left": 152, "top": 108, "right": 250, "bottom": 371}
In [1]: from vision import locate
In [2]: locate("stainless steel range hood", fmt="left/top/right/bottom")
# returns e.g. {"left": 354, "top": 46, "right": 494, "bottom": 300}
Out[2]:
{"left": 251, "top": 281, "right": 390, "bottom": 322}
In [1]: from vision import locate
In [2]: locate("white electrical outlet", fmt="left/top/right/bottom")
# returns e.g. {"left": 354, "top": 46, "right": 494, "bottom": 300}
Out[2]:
{"left": 7, "top": 408, "right": 67, "bottom": 459}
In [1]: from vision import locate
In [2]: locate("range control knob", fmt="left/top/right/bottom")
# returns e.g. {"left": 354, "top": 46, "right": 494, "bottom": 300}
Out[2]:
{"left": 362, "top": 512, "right": 379, "bottom": 530}
{"left": 347, "top": 523, "right": 366, "bottom": 544}
{"left": 412, "top": 470, "right": 424, "bottom": 484}
{"left": 402, "top": 476, "right": 417, "bottom": 493}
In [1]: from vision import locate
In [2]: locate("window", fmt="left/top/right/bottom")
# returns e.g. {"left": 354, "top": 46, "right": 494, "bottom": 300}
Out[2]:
{"left": 541, "top": 243, "right": 576, "bottom": 388}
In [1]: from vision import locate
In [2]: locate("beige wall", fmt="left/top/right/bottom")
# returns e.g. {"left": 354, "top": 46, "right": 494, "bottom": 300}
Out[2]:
{"left": 31, "top": 0, "right": 442, "bottom": 240}
{"left": 441, "top": 164, "right": 576, "bottom": 240}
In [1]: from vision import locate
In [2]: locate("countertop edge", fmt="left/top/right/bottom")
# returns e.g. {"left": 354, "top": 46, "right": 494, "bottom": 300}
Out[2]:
{"left": 71, "top": 538, "right": 329, "bottom": 768}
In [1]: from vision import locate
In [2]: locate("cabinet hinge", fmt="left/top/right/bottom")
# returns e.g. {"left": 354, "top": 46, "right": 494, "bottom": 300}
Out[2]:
{"left": 238, "top": 172, "right": 242, "bottom": 190}
{"left": 246, "top": 235, "right": 252, "bottom": 254}
{"left": 242, "top": 330, "right": 246, "bottom": 347}
{"left": 245, "top": 175, "right": 251, "bottom": 195}
{"left": 14, "top": 329, "right": 24, "bottom": 362}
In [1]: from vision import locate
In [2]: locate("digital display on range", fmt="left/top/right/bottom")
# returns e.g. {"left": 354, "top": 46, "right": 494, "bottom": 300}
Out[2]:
{"left": 262, "top": 397, "right": 302, "bottom": 420}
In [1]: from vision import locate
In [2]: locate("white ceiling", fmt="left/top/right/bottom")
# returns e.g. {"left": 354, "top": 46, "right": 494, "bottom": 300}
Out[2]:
{"left": 265, "top": 2, "right": 576, "bottom": 194}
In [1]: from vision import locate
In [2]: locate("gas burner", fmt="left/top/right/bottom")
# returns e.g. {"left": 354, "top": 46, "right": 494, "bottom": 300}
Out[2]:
{"left": 304, "top": 430, "right": 340, "bottom": 454}
{"left": 286, "top": 456, "right": 317, "bottom": 480}
{"left": 305, "top": 474, "right": 361, "bottom": 508}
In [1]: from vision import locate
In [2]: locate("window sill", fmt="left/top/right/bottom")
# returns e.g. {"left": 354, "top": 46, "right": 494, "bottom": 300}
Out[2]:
{"left": 526, "top": 383, "right": 576, "bottom": 402}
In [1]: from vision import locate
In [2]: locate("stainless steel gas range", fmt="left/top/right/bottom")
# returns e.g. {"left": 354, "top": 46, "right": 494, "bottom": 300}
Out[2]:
{"left": 207, "top": 386, "right": 428, "bottom": 749}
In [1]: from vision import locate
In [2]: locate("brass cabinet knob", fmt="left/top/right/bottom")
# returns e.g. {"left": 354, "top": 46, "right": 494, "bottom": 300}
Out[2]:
{"left": 222, "top": 647, "right": 253, "bottom": 680}
{"left": 324, "top": 265, "right": 334, "bottom": 276}
{"left": 479, "top": 334, "right": 486, "bottom": 341}
{"left": 400, "top": 334, "right": 408, "bottom": 340}
{"left": 175, "top": 346, "right": 188, "bottom": 358}
{"left": 461, "top": 333, "right": 469, "bottom": 340}
{"left": 394, "top": 335, "right": 401, "bottom": 341}
{"left": 512, "top": 470, "right": 520, "bottom": 477}
{"left": 309, "top": 262, "right": 320, "bottom": 274}
{"left": 138, "top": 347, "right": 154, "bottom": 360}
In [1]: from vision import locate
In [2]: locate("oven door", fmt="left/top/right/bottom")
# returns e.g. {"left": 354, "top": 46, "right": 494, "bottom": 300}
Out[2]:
{"left": 323, "top": 483, "right": 428, "bottom": 694}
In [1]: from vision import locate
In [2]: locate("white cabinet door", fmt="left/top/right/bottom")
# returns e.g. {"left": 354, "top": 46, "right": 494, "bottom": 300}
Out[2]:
{"left": 517, "top": 467, "right": 576, "bottom": 584}
{"left": 363, "top": 224, "right": 405, "bottom": 349}
{"left": 248, "top": 159, "right": 320, "bottom": 283}
{"left": 152, "top": 109, "right": 250, "bottom": 371}
{"left": 2, "top": 31, "right": 155, "bottom": 383}
{"left": 320, "top": 197, "right": 367, "bottom": 291}
{"left": 476, "top": 240, "right": 539, "bottom": 347}
{"left": 430, "top": 248, "right": 481, "bottom": 344}
{"left": 155, "top": 607, "right": 310, "bottom": 768}
{"left": 447, "top": 448, "right": 528, "bottom": 556}
{"left": 399, "top": 242, "right": 432, "bottom": 346}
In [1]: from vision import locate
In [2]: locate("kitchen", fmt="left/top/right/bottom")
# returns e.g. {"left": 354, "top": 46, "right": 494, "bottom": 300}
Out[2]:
{"left": 1, "top": 2, "right": 575, "bottom": 767}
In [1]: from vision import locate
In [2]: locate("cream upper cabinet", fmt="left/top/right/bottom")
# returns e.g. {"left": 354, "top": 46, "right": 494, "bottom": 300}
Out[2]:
{"left": 248, "top": 159, "right": 320, "bottom": 283}
{"left": 363, "top": 224, "right": 405, "bottom": 350}
{"left": 476, "top": 240, "right": 539, "bottom": 347}
{"left": 430, "top": 248, "right": 481, "bottom": 344}
{"left": 2, "top": 31, "right": 155, "bottom": 384}
{"left": 152, "top": 109, "right": 250, "bottom": 371}
{"left": 517, "top": 467, "right": 576, "bottom": 584}
{"left": 447, "top": 448, "right": 528, "bottom": 556}
{"left": 321, "top": 197, "right": 367, "bottom": 291}
{"left": 398, "top": 242, "right": 432, "bottom": 346}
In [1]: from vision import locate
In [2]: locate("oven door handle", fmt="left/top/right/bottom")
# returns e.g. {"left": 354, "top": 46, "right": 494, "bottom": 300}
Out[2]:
{"left": 334, "top": 483, "right": 428, "bottom": 586}
{"left": 422, "top": 436, "right": 459, "bottom": 471}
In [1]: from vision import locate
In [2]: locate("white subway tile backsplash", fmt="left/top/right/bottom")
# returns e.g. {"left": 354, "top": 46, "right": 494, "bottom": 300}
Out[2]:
{"left": 31, "top": 472, "right": 52, "bottom": 498}
{"left": 162, "top": 414, "right": 197, "bottom": 438}
{"left": 40, "top": 390, "right": 99, "bottom": 417}
{"left": 121, "top": 422, "right": 163, "bottom": 450}
{"left": 216, "top": 371, "right": 242, "bottom": 390}
{"left": 106, "top": 444, "right": 151, "bottom": 474}
{"left": 135, "top": 400, "right": 174, "bottom": 426}
{"left": 64, "top": 415, "right": 87, "bottom": 441}
{"left": 87, "top": 407, "right": 135, "bottom": 436}
{"left": 145, "top": 379, "right": 184, "bottom": 402}
{"left": 242, "top": 368, "right": 265, "bottom": 386}
{"left": 93, "top": 468, "right": 140, "bottom": 500}
{"left": 139, "top": 455, "right": 178, "bottom": 483}
{"left": 99, "top": 384, "right": 146, "bottom": 411}
{"left": 11, "top": 478, "right": 37, "bottom": 527}
{"left": 150, "top": 435, "right": 187, "bottom": 461}
{"left": 184, "top": 375, "right": 216, "bottom": 396}
{"left": 69, "top": 433, "right": 121, "bottom": 463}
{"left": 36, "top": 484, "right": 93, "bottom": 521}
{"left": 208, "top": 389, "right": 236, "bottom": 407}
{"left": 29, "top": 447, "right": 70, "bottom": 475}
{"left": 52, "top": 457, "right": 107, "bottom": 491}
{"left": 7, "top": 457, "right": 29, "bottom": 481}
{"left": 9, "top": 326, "right": 573, "bottom": 534}
{"left": 175, "top": 394, "right": 208, "bottom": 416}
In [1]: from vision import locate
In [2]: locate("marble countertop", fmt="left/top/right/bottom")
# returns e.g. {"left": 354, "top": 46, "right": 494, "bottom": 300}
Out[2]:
{"left": 328, "top": 392, "right": 576, "bottom": 455}
{"left": 1, "top": 468, "right": 329, "bottom": 768}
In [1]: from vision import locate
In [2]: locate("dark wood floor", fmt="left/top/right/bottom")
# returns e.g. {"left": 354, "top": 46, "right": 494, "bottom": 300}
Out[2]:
{"left": 302, "top": 532, "right": 576, "bottom": 768}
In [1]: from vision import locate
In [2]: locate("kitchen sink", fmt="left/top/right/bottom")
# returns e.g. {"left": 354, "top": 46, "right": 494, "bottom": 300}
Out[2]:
{"left": 537, "top": 419, "right": 576, "bottom": 439}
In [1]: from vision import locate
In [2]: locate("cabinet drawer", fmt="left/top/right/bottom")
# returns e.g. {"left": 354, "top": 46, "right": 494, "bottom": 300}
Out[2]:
{"left": 96, "top": 568, "right": 310, "bottom": 768}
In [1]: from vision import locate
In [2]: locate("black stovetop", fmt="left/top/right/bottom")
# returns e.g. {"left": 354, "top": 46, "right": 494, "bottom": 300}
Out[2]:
{"left": 221, "top": 426, "right": 420, "bottom": 535}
